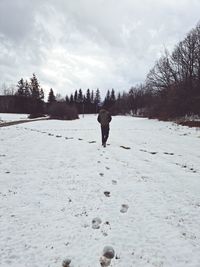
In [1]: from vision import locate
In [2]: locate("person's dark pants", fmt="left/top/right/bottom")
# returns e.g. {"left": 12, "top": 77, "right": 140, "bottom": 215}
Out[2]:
{"left": 101, "top": 125, "right": 110, "bottom": 145}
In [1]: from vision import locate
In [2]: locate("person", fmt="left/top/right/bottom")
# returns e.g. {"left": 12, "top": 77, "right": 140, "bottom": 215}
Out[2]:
{"left": 97, "top": 108, "right": 112, "bottom": 147}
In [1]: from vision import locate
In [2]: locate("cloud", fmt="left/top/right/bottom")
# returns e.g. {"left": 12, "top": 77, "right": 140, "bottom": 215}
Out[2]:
{"left": 0, "top": 0, "right": 200, "bottom": 98}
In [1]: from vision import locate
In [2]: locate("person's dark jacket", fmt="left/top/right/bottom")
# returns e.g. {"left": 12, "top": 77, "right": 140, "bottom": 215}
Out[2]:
{"left": 97, "top": 109, "right": 112, "bottom": 127}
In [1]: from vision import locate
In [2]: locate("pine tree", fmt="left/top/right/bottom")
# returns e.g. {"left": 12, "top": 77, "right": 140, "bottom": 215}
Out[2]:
{"left": 93, "top": 88, "right": 101, "bottom": 113}
{"left": 103, "top": 89, "right": 111, "bottom": 108}
{"left": 117, "top": 92, "right": 121, "bottom": 100}
{"left": 40, "top": 88, "right": 44, "bottom": 100}
{"left": 70, "top": 94, "right": 74, "bottom": 104}
{"left": 86, "top": 89, "right": 91, "bottom": 103}
{"left": 29, "top": 73, "right": 44, "bottom": 115}
{"left": 16, "top": 78, "right": 25, "bottom": 96}
{"left": 77, "top": 89, "right": 83, "bottom": 103}
{"left": 111, "top": 89, "right": 116, "bottom": 102}
{"left": 94, "top": 88, "right": 101, "bottom": 105}
{"left": 91, "top": 90, "right": 94, "bottom": 103}
{"left": 30, "top": 73, "right": 40, "bottom": 100}
{"left": 106, "top": 90, "right": 111, "bottom": 102}
{"left": 24, "top": 80, "right": 31, "bottom": 98}
{"left": 47, "top": 88, "right": 56, "bottom": 105}
{"left": 74, "top": 90, "right": 78, "bottom": 103}
{"left": 65, "top": 95, "right": 70, "bottom": 104}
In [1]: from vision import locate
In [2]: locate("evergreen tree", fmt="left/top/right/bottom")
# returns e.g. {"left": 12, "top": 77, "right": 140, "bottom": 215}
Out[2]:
{"left": 91, "top": 90, "right": 94, "bottom": 103}
{"left": 16, "top": 78, "right": 25, "bottom": 96}
{"left": 65, "top": 95, "right": 70, "bottom": 104}
{"left": 85, "top": 89, "right": 92, "bottom": 113}
{"left": 24, "top": 80, "right": 31, "bottom": 98}
{"left": 74, "top": 90, "right": 78, "bottom": 103}
{"left": 47, "top": 88, "right": 56, "bottom": 105}
{"left": 103, "top": 89, "right": 111, "bottom": 108}
{"left": 40, "top": 88, "right": 44, "bottom": 100}
{"left": 69, "top": 94, "right": 74, "bottom": 104}
{"left": 117, "top": 92, "right": 121, "bottom": 100}
{"left": 30, "top": 73, "right": 40, "bottom": 100}
{"left": 94, "top": 88, "right": 101, "bottom": 105}
{"left": 86, "top": 88, "right": 91, "bottom": 103}
{"left": 77, "top": 89, "right": 83, "bottom": 103}
{"left": 29, "top": 73, "right": 44, "bottom": 115}
{"left": 110, "top": 89, "right": 116, "bottom": 102}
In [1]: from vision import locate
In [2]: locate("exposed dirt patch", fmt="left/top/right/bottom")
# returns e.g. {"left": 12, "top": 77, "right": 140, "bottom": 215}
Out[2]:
{"left": 0, "top": 118, "right": 49, "bottom": 127}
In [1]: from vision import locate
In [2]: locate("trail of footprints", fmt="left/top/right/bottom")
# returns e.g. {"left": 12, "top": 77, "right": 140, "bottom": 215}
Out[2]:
{"left": 88, "top": 161, "right": 129, "bottom": 266}
{"left": 92, "top": 161, "right": 129, "bottom": 238}
{"left": 20, "top": 127, "right": 133, "bottom": 150}
{"left": 21, "top": 127, "right": 97, "bottom": 144}
{"left": 21, "top": 126, "right": 130, "bottom": 211}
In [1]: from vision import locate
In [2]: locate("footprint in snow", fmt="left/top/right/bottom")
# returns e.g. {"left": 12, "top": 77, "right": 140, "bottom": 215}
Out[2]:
{"left": 112, "top": 180, "right": 117, "bottom": 185}
{"left": 104, "top": 191, "right": 111, "bottom": 197}
{"left": 140, "top": 149, "right": 147, "bottom": 152}
{"left": 88, "top": 141, "right": 96, "bottom": 143}
{"left": 140, "top": 149, "right": 157, "bottom": 154}
{"left": 62, "top": 258, "right": 71, "bottom": 267}
{"left": 120, "top": 145, "right": 131, "bottom": 150}
{"left": 164, "top": 152, "right": 174, "bottom": 155}
{"left": 92, "top": 217, "right": 102, "bottom": 229}
{"left": 120, "top": 204, "right": 129, "bottom": 213}
{"left": 101, "top": 221, "right": 111, "bottom": 236}
{"left": 99, "top": 173, "right": 104, "bottom": 177}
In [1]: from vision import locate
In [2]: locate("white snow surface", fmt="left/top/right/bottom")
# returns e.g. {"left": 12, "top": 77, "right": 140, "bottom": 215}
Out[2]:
{"left": 0, "top": 113, "right": 29, "bottom": 122}
{"left": 0, "top": 115, "right": 200, "bottom": 267}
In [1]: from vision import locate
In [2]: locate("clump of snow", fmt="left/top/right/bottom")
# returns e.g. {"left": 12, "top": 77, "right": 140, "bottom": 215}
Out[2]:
{"left": 102, "top": 246, "right": 115, "bottom": 259}
{"left": 99, "top": 256, "right": 111, "bottom": 267}
{"left": 100, "top": 246, "right": 115, "bottom": 266}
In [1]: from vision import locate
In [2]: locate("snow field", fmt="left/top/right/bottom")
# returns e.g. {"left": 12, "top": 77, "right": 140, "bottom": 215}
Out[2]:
{"left": 0, "top": 115, "right": 200, "bottom": 267}
{"left": 0, "top": 113, "right": 29, "bottom": 122}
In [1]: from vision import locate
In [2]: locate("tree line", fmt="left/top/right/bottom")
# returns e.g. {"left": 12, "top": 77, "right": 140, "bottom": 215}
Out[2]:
{"left": 47, "top": 88, "right": 118, "bottom": 114}
{"left": 1, "top": 23, "right": 199, "bottom": 119}
{"left": 0, "top": 74, "right": 45, "bottom": 117}
{"left": 136, "top": 23, "right": 200, "bottom": 119}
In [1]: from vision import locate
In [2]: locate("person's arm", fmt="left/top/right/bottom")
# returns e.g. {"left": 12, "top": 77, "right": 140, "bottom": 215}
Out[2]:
{"left": 97, "top": 114, "right": 101, "bottom": 123}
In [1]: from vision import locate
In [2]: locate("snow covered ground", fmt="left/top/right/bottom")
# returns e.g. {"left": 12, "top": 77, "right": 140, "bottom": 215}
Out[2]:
{"left": 0, "top": 115, "right": 200, "bottom": 267}
{"left": 0, "top": 113, "right": 29, "bottom": 123}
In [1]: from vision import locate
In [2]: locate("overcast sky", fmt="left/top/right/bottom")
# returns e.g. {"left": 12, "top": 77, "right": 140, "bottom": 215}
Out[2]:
{"left": 0, "top": 0, "right": 200, "bottom": 97}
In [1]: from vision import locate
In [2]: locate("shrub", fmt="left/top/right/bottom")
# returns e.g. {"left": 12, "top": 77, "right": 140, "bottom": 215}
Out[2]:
{"left": 28, "top": 113, "right": 46, "bottom": 119}
{"left": 48, "top": 102, "right": 78, "bottom": 120}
